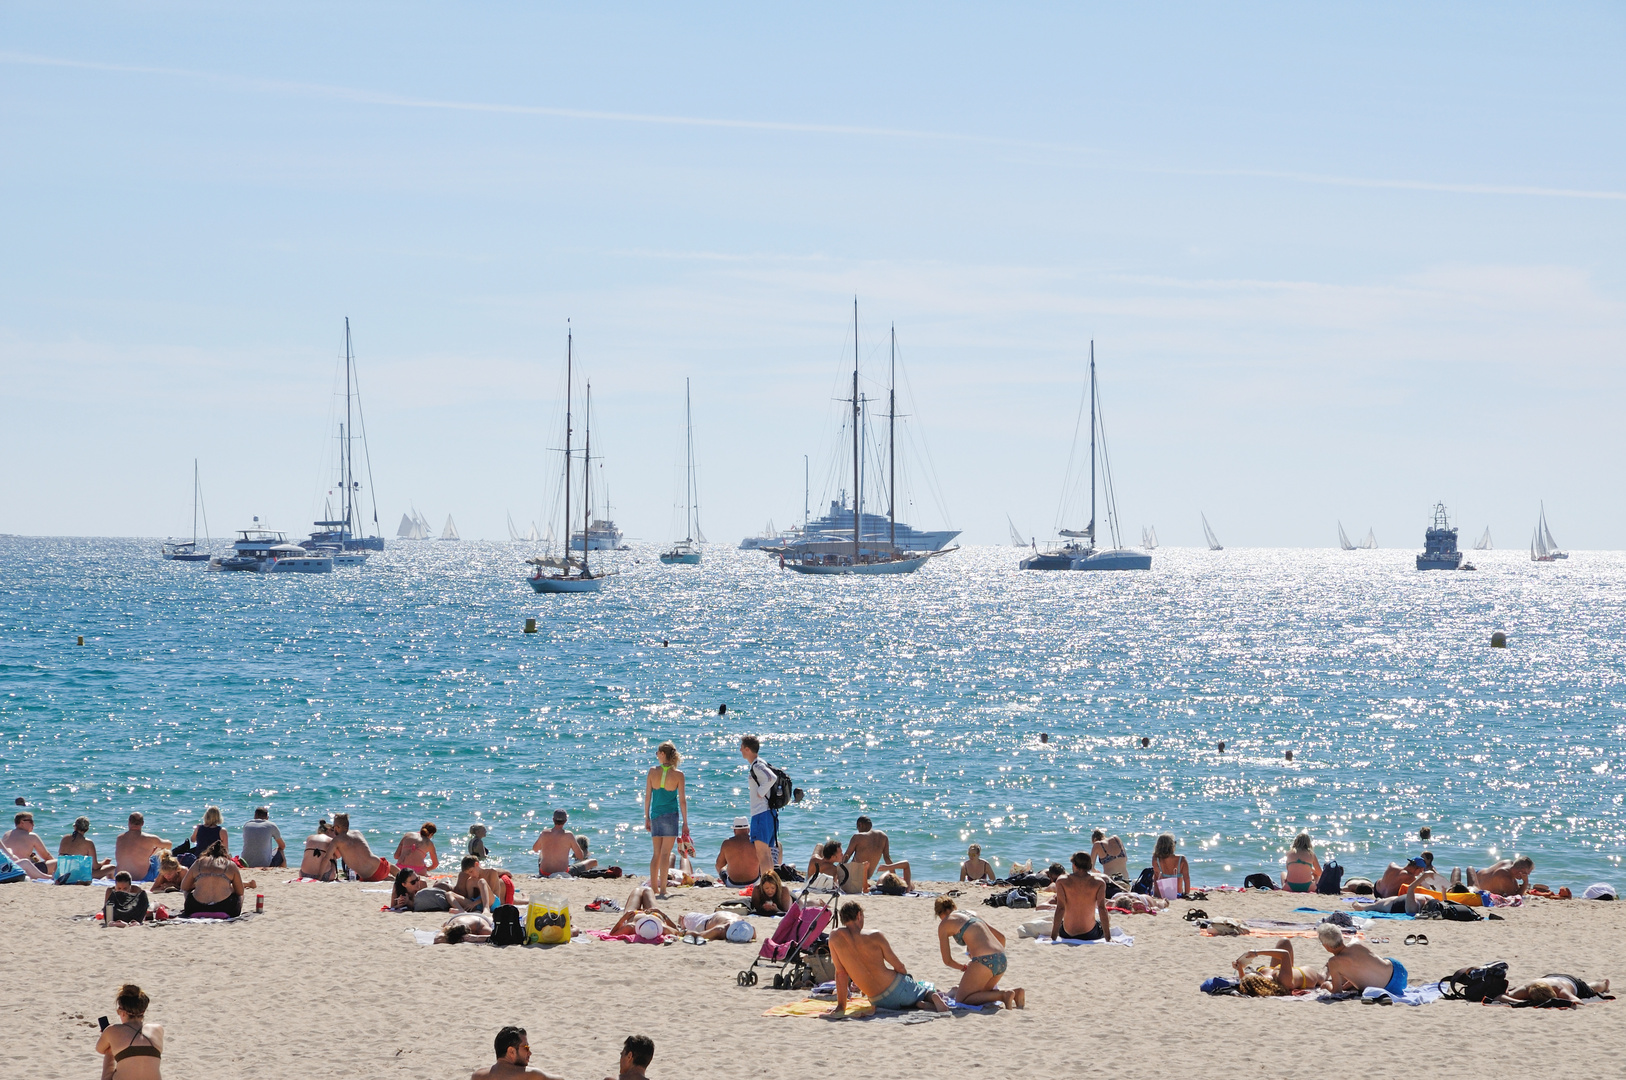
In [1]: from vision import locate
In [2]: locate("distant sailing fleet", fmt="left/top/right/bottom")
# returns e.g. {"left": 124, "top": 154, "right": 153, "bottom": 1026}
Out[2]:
{"left": 159, "top": 308, "right": 1578, "bottom": 581}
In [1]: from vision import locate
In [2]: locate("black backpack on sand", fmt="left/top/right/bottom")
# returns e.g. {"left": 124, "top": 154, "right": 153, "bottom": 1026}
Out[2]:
{"left": 1130, "top": 867, "right": 1155, "bottom": 895}
{"left": 1243, "top": 873, "right": 1276, "bottom": 890}
{"left": 1441, "top": 962, "right": 1508, "bottom": 1003}
{"left": 490, "top": 904, "right": 526, "bottom": 947}
{"left": 1418, "top": 898, "right": 1480, "bottom": 922}
{"left": 1316, "top": 860, "right": 1345, "bottom": 895}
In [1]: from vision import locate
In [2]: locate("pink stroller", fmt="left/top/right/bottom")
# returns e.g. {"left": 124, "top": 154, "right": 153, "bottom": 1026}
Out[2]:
{"left": 737, "top": 898, "right": 834, "bottom": 989}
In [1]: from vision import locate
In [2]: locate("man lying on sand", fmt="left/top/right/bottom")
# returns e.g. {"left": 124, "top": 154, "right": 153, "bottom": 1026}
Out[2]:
{"left": 451, "top": 857, "right": 512, "bottom": 910}
{"left": 715, "top": 819, "right": 761, "bottom": 886}
{"left": 1051, "top": 851, "right": 1112, "bottom": 941}
{"left": 1374, "top": 855, "right": 1430, "bottom": 898}
{"left": 1317, "top": 923, "right": 1408, "bottom": 996}
{"left": 328, "top": 814, "right": 394, "bottom": 881}
{"left": 471, "top": 1025, "right": 563, "bottom": 1080}
{"left": 1464, "top": 856, "right": 1534, "bottom": 896}
{"left": 1234, "top": 938, "right": 1325, "bottom": 991}
{"left": 114, "top": 813, "right": 171, "bottom": 882}
{"left": 845, "top": 817, "right": 911, "bottom": 888}
{"left": 533, "top": 811, "right": 596, "bottom": 876}
{"left": 828, "top": 901, "right": 947, "bottom": 1014}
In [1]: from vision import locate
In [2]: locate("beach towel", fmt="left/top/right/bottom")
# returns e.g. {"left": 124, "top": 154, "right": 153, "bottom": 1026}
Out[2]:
{"left": 763, "top": 996, "right": 874, "bottom": 1018}
{"left": 584, "top": 929, "right": 670, "bottom": 945}
{"left": 1033, "top": 928, "right": 1135, "bottom": 947}
{"left": 1363, "top": 982, "right": 1444, "bottom": 1006}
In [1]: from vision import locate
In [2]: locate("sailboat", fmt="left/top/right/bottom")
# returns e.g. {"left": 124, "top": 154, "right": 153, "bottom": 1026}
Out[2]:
{"left": 1201, "top": 514, "right": 1223, "bottom": 551}
{"left": 1009, "top": 517, "right": 1029, "bottom": 547}
{"left": 1360, "top": 528, "right": 1377, "bottom": 550}
{"left": 1141, "top": 526, "right": 1158, "bottom": 551}
{"left": 440, "top": 516, "right": 460, "bottom": 542}
{"left": 1338, "top": 522, "right": 1356, "bottom": 551}
{"left": 660, "top": 380, "right": 703, "bottom": 566}
{"left": 397, "top": 509, "right": 428, "bottom": 540}
{"left": 779, "top": 307, "right": 956, "bottom": 575}
{"left": 304, "top": 319, "right": 384, "bottom": 552}
{"left": 1474, "top": 527, "right": 1493, "bottom": 551}
{"left": 161, "top": 460, "right": 213, "bottom": 561}
{"left": 529, "top": 328, "right": 605, "bottom": 593}
{"left": 1530, "top": 503, "right": 1568, "bottom": 562}
{"left": 1021, "top": 343, "right": 1151, "bottom": 571}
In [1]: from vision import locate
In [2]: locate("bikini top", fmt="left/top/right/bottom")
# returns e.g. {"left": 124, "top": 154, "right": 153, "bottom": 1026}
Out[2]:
{"left": 113, "top": 1025, "right": 161, "bottom": 1063}
{"left": 951, "top": 914, "right": 984, "bottom": 945}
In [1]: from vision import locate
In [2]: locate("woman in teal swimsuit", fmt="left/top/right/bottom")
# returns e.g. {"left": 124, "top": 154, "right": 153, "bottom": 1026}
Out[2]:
{"left": 644, "top": 741, "right": 688, "bottom": 899}
{"left": 1282, "top": 833, "right": 1322, "bottom": 893}
{"left": 935, "top": 898, "right": 1026, "bottom": 1009}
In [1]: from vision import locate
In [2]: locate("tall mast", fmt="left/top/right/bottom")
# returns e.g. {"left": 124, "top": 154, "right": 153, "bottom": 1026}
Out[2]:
{"left": 803, "top": 455, "right": 809, "bottom": 528}
{"left": 684, "top": 378, "right": 694, "bottom": 541}
{"left": 191, "top": 458, "right": 199, "bottom": 545}
{"left": 583, "top": 380, "right": 593, "bottom": 576}
{"left": 563, "top": 325, "right": 573, "bottom": 568}
{"left": 344, "top": 317, "right": 354, "bottom": 537}
{"left": 852, "top": 298, "right": 860, "bottom": 564}
{"left": 1089, "top": 340, "right": 1096, "bottom": 551}
{"left": 888, "top": 324, "right": 896, "bottom": 548}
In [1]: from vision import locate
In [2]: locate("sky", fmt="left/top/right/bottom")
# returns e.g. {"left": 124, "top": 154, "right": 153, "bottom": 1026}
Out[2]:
{"left": 2, "top": 3, "right": 1622, "bottom": 548}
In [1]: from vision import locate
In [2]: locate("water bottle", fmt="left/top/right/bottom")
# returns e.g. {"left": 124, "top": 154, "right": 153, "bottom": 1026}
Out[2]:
{"left": 255, "top": 893, "right": 265, "bottom": 914}
{"left": 104, "top": 897, "right": 114, "bottom": 928}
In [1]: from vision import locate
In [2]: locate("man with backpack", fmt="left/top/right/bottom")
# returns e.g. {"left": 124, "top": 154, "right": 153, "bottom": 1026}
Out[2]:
{"left": 740, "top": 735, "right": 784, "bottom": 878}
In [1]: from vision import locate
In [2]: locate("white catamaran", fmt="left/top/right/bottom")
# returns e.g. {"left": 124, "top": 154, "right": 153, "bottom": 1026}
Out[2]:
{"left": 660, "top": 379, "right": 704, "bottom": 566}
{"left": 1530, "top": 503, "right": 1568, "bottom": 562}
{"left": 529, "top": 328, "right": 605, "bottom": 593}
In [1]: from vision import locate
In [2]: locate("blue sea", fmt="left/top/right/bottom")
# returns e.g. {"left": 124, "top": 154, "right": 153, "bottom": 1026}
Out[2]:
{"left": 2, "top": 537, "right": 1621, "bottom": 888}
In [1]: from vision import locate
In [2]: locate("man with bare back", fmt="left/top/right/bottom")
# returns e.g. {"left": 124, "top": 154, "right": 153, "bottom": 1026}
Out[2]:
{"left": 328, "top": 813, "right": 394, "bottom": 881}
{"left": 1051, "top": 851, "right": 1113, "bottom": 941}
{"left": 533, "top": 810, "right": 595, "bottom": 876}
{"left": 844, "top": 817, "right": 911, "bottom": 888}
{"left": 114, "top": 813, "right": 171, "bottom": 881}
{"left": 826, "top": 901, "right": 946, "bottom": 1014}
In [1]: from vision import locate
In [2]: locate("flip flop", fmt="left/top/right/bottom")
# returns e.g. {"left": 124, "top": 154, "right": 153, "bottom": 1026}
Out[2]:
{"left": 1404, "top": 934, "right": 1418, "bottom": 945}
{"left": 1414, "top": 933, "right": 1429, "bottom": 946}
{"left": 1362, "top": 993, "right": 1394, "bottom": 1005}
{"left": 1183, "top": 908, "right": 1208, "bottom": 922}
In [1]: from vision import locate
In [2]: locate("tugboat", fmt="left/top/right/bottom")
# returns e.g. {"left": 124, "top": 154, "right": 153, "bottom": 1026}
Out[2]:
{"left": 1415, "top": 503, "right": 1464, "bottom": 570}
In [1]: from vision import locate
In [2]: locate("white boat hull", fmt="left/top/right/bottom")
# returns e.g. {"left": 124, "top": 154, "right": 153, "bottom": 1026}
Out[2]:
{"left": 785, "top": 555, "right": 929, "bottom": 575}
{"left": 659, "top": 551, "right": 701, "bottom": 565}
{"left": 1073, "top": 549, "right": 1152, "bottom": 571}
{"left": 268, "top": 556, "right": 333, "bottom": 573}
{"left": 529, "top": 574, "right": 604, "bottom": 593}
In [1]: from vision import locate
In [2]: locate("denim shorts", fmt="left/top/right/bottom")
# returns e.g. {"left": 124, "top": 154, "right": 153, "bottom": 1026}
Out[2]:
{"left": 871, "top": 972, "right": 936, "bottom": 1010}
{"left": 650, "top": 812, "right": 680, "bottom": 837}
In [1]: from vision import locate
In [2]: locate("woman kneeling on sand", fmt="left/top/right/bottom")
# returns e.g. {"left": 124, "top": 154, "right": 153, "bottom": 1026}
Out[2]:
{"left": 935, "top": 897, "right": 1025, "bottom": 1009}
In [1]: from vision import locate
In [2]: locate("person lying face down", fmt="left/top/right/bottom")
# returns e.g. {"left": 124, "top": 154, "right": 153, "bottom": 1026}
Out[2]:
{"left": 1496, "top": 975, "right": 1612, "bottom": 1006}
{"left": 435, "top": 912, "right": 494, "bottom": 945}
{"left": 103, "top": 872, "right": 150, "bottom": 927}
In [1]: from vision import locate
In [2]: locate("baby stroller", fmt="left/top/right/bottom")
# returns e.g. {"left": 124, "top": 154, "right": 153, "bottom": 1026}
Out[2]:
{"left": 736, "top": 897, "right": 833, "bottom": 989}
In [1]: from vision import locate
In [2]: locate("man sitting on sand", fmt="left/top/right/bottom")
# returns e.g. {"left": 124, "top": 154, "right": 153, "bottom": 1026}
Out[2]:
{"left": 240, "top": 807, "right": 286, "bottom": 869}
{"left": 1051, "top": 851, "right": 1112, "bottom": 941}
{"left": 328, "top": 813, "right": 394, "bottom": 881}
{"left": 1464, "top": 855, "right": 1534, "bottom": 896}
{"left": 715, "top": 818, "right": 761, "bottom": 886}
{"left": 114, "top": 813, "right": 171, "bottom": 881}
{"left": 300, "top": 821, "right": 338, "bottom": 880}
{"left": 1317, "top": 922, "right": 1408, "bottom": 997}
{"left": 827, "top": 901, "right": 947, "bottom": 1014}
{"left": 605, "top": 1035, "right": 655, "bottom": 1080}
{"left": 436, "top": 911, "right": 495, "bottom": 945}
{"left": 60, "top": 816, "right": 115, "bottom": 877}
{"left": 844, "top": 817, "right": 911, "bottom": 888}
{"left": 533, "top": 811, "right": 596, "bottom": 876}
{"left": 4, "top": 811, "right": 56, "bottom": 876}
{"left": 471, "top": 1025, "right": 564, "bottom": 1080}
{"left": 451, "top": 856, "right": 512, "bottom": 910}
{"left": 1373, "top": 855, "right": 1430, "bottom": 898}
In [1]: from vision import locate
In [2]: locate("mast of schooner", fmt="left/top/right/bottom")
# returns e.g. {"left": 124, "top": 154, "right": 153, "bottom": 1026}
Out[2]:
{"left": 852, "top": 299, "right": 860, "bottom": 565}
{"left": 889, "top": 325, "right": 896, "bottom": 549}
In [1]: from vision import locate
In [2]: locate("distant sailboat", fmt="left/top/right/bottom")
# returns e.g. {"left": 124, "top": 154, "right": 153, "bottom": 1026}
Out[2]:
{"left": 1201, "top": 513, "right": 1223, "bottom": 551}
{"left": 1142, "top": 526, "right": 1158, "bottom": 551}
{"left": 161, "top": 459, "right": 213, "bottom": 561}
{"left": 397, "top": 509, "right": 429, "bottom": 540}
{"left": 660, "top": 379, "right": 703, "bottom": 566}
{"left": 1530, "top": 503, "right": 1567, "bottom": 562}
{"left": 1474, "top": 527, "right": 1492, "bottom": 551}
{"left": 529, "top": 326, "right": 605, "bottom": 593}
{"left": 1338, "top": 522, "right": 1355, "bottom": 551}
{"left": 440, "top": 515, "right": 460, "bottom": 542}
{"left": 1008, "top": 516, "right": 1028, "bottom": 547}
{"left": 1360, "top": 528, "right": 1378, "bottom": 550}
{"left": 527, "top": 521, "right": 541, "bottom": 543}
{"left": 506, "top": 512, "right": 540, "bottom": 543}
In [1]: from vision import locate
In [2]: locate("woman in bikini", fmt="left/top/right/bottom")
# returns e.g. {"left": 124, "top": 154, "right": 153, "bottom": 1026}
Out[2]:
{"left": 1233, "top": 938, "right": 1326, "bottom": 991}
{"left": 644, "top": 742, "right": 687, "bottom": 900}
{"left": 179, "top": 841, "right": 245, "bottom": 918}
{"left": 1497, "top": 975, "right": 1613, "bottom": 1006}
{"left": 1091, "top": 829, "right": 1129, "bottom": 880}
{"left": 934, "top": 897, "right": 1026, "bottom": 1009}
{"left": 1152, "top": 833, "right": 1191, "bottom": 900}
{"left": 95, "top": 983, "right": 164, "bottom": 1080}
{"left": 392, "top": 823, "right": 440, "bottom": 873}
{"left": 1282, "top": 833, "right": 1322, "bottom": 893}
{"left": 150, "top": 853, "right": 185, "bottom": 894}
{"left": 959, "top": 844, "right": 994, "bottom": 883}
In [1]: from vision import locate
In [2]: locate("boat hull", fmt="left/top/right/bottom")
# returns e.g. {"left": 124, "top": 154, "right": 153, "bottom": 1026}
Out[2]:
{"left": 785, "top": 555, "right": 929, "bottom": 575}
{"left": 1019, "top": 551, "right": 1076, "bottom": 571}
{"left": 1073, "top": 549, "right": 1152, "bottom": 571}
{"left": 163, "top": 552, "right": 211, "bottom": 562}
{"left": 268, "top": 556, "right": 333, "bottom": 573}
{"left": 1416, "top": 553, "right": 1463, "bottom": 570}
{"left": 529, "top": 574, "right": 604, "bottom": 593}
{"left": 659, "top": 552, "right": 701, "bottom": 565}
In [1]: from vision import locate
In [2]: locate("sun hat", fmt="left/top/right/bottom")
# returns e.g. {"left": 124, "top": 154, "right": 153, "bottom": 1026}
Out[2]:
{"left": 634, "top": 915, "right": 664, "bottom": 940}
{"left": 1582, "top": 883, "right": 1617, "bottom": 900}
{"left": 733, "top": 817, "right": 749, "bottom": 829}
{"left": 725, "top": 918, "right": 754, "bottom": 943}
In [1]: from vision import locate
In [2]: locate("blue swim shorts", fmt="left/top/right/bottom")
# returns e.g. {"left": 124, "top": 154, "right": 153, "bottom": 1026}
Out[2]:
{"left": 1383, "top": 959, "right": 1408, "bottom": 996}
{"left": 749, "top": 810, "right": 777, "bottom": 847}
{"left": 871, "top": 972, "right": 936, "bottom": 1010}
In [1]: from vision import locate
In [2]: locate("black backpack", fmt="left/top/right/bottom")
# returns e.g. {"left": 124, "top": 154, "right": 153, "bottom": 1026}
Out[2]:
{"left": 1441, "top": 962, "right": 1508, "bottom": 1003}
{"left": 1243, "top": 873, "right": 1276, "bottom": 890}
{"left": 762, "top": 761, "right": 794, "bottom": 811}
{"left": 1316, "top": 860, "right": 1345, "bottom": 895}
{"left": 490, "top": 904, "right": 526, "bottom": 947}
{"left": 1418, "top": 898, "right": 1480, "bottom": 922}
{"left": 1130, "top": 867, "right": 1155, "bottom": 895}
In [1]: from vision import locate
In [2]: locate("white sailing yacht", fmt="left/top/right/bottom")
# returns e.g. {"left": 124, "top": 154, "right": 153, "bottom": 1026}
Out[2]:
{"left": 1474, "top": 527, "right": 1493, "bottom": 551}
{"left": 1201, "top": 513, "right": 1223, "bottom": 551}
{"left": 161, "top": 460, "right": 213, "bottom": 561}
{"left": 1009, "top": 516, "right": 1028, "bottom": 547}
{"left": 529, "top": 327, "right": 605, "bottom": 593}
{"left": 396, "top": 508, "right": 430, "bottom": 540}
{"left": 660, "top": 379, "right": 703, "bottom": 566}
{"left": 304, "top": 319, "right": 384, "bottom": 553}
{"left": 1021, "top": 343, "right": 1150, "bottom": 571}
{"left": 1530, "top": 503, "right": 1568, "bottom": 561}
{"left": 1360, "top": 528, "right": 1377, "bottom": 549}
{"left": 1141, "top": 526, "right": 1158, "bottom": 551}
{"left": 1338, "top": 522, "right": 1355, "bottom": 551}
{"left": 440, "top": 516, "right": 460, "bottom": 542}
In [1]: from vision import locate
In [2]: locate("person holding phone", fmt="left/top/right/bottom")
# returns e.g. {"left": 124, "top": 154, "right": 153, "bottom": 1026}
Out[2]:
{"left": 95, "top": 984, "right": 163, "bottom": 1079}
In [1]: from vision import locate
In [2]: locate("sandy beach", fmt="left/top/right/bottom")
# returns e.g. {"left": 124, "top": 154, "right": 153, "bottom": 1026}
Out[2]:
{"left": 5, "top": 873, "right": 1622, "bottom": 1080}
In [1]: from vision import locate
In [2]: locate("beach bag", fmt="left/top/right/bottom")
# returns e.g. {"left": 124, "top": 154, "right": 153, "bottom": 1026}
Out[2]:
{"left": 0, "top": 851, "right": 24, "bottom": 884}
{"left": 1243, "top": 873, "right": 1276, "bottom": 890}
{"left": 1418, "top": 899, "right": 1480, "bottom": 922}
{"left": 1316, "top": 860, "right": 1344, "bottom": 895}
{"left": 491, "top": 904, "right": 526, "bottom": 947}
{"left": 1202, "top": 917, "right": 1248, "bottom": 936}
{"left": 1004, "top": 886, "right": 1037, "bottom": 909}
{"left": 55, "top": 854, "right": 93, "bottom": 885}
{"left": 524, "top": 896, "right": 571, "bottom": 945}
{"left": 1130, "top": 867, "right": 1155, "bottom": 895}
{"left": 762, "top": 761, "right": 795, "bottom": 811}
{"left": 412, "top": 887, "right": 451, "bottom": 912}
{"left": 1441, "top": 962, "right": 1508, "bottom": 1003}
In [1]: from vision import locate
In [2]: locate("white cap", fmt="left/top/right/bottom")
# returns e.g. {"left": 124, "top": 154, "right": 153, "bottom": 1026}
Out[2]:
{"left": 725, "top": 918, "right": 755, "bottom": 943}
{"left": 634, "top": 915, "right": 663, "bottom": 940}
{"left": 1583, "top": 882, "right": 1617, "bottom": 900}
{"left": 733, "top": 817, "right": 749, "bottom": 829}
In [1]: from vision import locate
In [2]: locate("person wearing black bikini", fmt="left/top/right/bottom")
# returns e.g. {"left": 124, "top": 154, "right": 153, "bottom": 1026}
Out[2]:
{"left": 95, "top": 984, "right": 164, "bottom": 1079}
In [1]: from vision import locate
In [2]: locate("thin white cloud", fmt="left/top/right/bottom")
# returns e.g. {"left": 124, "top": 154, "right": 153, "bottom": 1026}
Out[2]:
{"left": 4, "top": 50, "right": 1623, "bottom": 203}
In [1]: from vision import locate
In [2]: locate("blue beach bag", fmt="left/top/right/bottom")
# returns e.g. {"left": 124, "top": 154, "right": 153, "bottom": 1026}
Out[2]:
{"left": 0, "top": 852, "right": 24, "bottom": 884}
{"left": 55, "top": 854, "right": 94, "bottom": 885}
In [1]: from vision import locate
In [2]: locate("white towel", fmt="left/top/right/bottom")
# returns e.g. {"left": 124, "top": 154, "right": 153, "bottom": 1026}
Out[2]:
{"left": 1362, "top": 982, "right": 1444, "bottom": 1006}
{"left": 1033, "top": 928, "right": 1134, "bottom": 947}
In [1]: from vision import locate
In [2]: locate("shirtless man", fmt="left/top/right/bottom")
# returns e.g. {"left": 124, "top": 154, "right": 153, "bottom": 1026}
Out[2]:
{"left": 533, "top": 811, "right": 595, "bottom": 876}
{"left": 114, "top": 813, "right": 171, "bottom": 881}
{"left": 1466, "top": 856, "right": 1534, "bottom": 896}
{"left": 715, "top": 818, "right": 761, "bottom": 886}
{"left": 450, "top": 856, "right": 509, "bottom": 909}
{"left": 1090, "top": 829, "right": 1129, "bottom": 879}
{"left": 471, "top": 1026, "right": 564, "bottom": 1080}
{"left": 806, "top": 840, "right": 846, "bottom": 884}
{"left": 827, "top": 901, "right": 947, "bottom": 1014}
{"left": 1051, "top": 851, "right": 1112, "bottom": 941}
{"left": 436, "top": 911, "right": 495, "bottom": 945}
{"left": 3, "top": 812, "right": 55, "bottom": 875}
{"left": 605, "top": 1035, "right": 655, "bottom": 1080}
{"left": 1374, "top": 855, "right": 1430, "bottom": 898}
{"left": 845, "top": 817, "right": 911, "bottom": 888}
{"left": 1317, "top": 922, "right": 1409, "bottom": 997}
{"left": 328, "top": 813, "right": 394, "bottom": 882}
{"left": 300, "top": 821, "right": 338, "bottom": 880}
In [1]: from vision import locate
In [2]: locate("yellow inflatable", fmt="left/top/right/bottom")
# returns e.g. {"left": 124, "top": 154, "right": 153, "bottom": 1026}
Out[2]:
{"left": 1410, "top": 886, "right": 1485, "bottom": 907}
